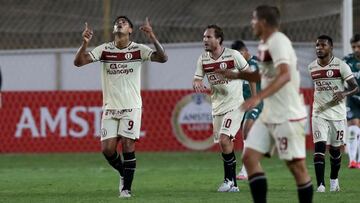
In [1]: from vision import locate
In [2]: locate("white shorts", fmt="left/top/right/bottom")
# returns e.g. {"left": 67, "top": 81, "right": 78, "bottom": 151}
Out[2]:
{"left": 213, "top": 108, "right": 244, "bottom": 143}
{"left": 100, "top": 108, "right": 142, "bottom": 141}
{"left": 312, "top": 116, "right": 346, "bottom": 147}
{"left": 245, "top": 118, "right": 307, "bottom": 161}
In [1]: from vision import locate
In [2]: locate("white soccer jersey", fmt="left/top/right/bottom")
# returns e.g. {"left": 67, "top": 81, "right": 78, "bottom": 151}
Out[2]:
{"left": 309, "top": 56, "right": 354, "bottom": 120}
{"left": 194, "top": 48, "right": 249, "bottom": 115}
{"left": 89, "top": 41, "right": 153, "bottom": 110}
{"left": 257, "top": 32, "right": 307, "bottom": 123}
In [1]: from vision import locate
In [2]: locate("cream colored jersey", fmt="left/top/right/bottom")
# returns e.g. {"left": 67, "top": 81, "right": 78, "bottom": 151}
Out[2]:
{"left": 89, "top": 41, "right": 153, "bottom": 110}
{"left": 194, "top": 48, "right": 249, "bottom": 115}
{"left": 257, "top": 32, "right": 307, "bottom": 123}
{"left": 309, "top": 56, "right": 354, "bottom": 120}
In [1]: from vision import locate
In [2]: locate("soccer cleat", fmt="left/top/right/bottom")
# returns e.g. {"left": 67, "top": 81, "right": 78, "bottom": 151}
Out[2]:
{"left": 236, "top": 173, "right": 248, "bottom": 180}
{"left": 356, "top": 162, "right": 360, "bottom": 169}
{"left": 316, "top": 184, "right": 325, "bottom": 193}
{"left": 119, "top": 190, "right": 131, "bottom": 198}
{"left": 348, "top": 161, "right": 357, "bottom": 168}
{"left": 330, "top": 179, "right": 340, "bottom": 192}
{"left": 118, "top": 176, "right": 124, "bottom": 194}
{"left": 217, "top": 179, "right": 234, "bottom": 192}
{"left": 228, "top": 186, "right": 240, "bottom": 192}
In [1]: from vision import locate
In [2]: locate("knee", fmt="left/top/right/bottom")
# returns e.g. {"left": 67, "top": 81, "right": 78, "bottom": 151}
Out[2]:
{"left": 122, "top": 137, "right": 135, "bottom": 152}
{"left": 102, "top": 146, "right": 116, "bottom": 157}
{"left": 242, "top": 151, "right": 252, "bottom": 166}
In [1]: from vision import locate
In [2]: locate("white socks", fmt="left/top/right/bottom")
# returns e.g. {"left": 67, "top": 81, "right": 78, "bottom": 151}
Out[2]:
{"left": 347, "top": 125, "right": 360, "bottom": 163}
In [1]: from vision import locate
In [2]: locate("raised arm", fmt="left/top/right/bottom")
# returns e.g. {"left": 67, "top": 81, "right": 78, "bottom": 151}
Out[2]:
{"left": 140, "top": 17, "right": 168, "bottom": 63}
{"left": 74, "top": 22, "right": 94, "bottom": 67}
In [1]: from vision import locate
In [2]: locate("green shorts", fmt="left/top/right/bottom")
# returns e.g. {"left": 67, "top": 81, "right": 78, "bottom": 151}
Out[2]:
{"left": 244, "top": 108, "right": 261, "bottom": 120}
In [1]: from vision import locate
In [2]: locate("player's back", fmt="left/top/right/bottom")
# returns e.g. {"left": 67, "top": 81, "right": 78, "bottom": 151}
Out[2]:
{"left": 257, "top": 32, "right": 306, "bottom": 123}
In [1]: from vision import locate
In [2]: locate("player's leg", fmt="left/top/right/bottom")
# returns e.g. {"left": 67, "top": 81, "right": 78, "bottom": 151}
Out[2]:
{"left": 216, "top": 109, "right": 242, "bottom": 192}
{"left": 280, "top": 119, "right": 314, "bottom": 202}
{"left": 275, "top": 119, "right": 313, "bottom": 202}
{"left": 346, "top": 119, "right": 359, "bottom": 168}
{"left": 237, "top": 113, "right": 247, "bottom": 180}
{"left": 346, "top": 100, "right": 360, "bottom": 168}
{"left": 356, "top": 123, "right": 360, "bottom": 168}
{"left": 243, "top": 119, "right": 270, "bottom": 203}
{"left": 312, "top": 116, "right": 328, "bottom": 191}
{"left": 100, "top": 118, "right": 124, "bottom": 194}
{"left": 328, "top": 119, "right": 346, "bottom": 192}
{"left": 286, "top": 159, "right": 313, "bottom": 203}
{"left": 118, "top": 109, "right": 142, "bottom": 198}
{"left": 237, "top": 110, "right": 258, "bottom": 180}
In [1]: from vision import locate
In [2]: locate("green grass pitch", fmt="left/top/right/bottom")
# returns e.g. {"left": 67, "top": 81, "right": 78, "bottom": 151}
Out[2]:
{"left": 1, "top": 152, "right": 359, "bottom": 203}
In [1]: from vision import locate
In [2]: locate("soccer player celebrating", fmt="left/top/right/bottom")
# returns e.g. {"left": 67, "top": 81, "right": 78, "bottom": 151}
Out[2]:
{"left": 74, "top": 16, "right": 167, "bottom": 198}
{"left": 193, "top": 25, "right": 255, "bottom": 192}
{"left": 230, "top": 40, "right": 263, "bottom": 181}
{"left": 309, "top": 35, "right": 359, "bottom": 192}
{"left": 343, "top": 34, "right": 360, "bottom": 169}
{"left": 218, "top": 5, "right": 313, "bottom": 203}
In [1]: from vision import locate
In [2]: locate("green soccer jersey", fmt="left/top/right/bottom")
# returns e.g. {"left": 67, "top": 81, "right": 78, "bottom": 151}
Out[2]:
{"left": 242, "top": 56, "right": 263, "bottom": 110}
{"left": 343, "top": 53, "right": 360, "bottom": 97}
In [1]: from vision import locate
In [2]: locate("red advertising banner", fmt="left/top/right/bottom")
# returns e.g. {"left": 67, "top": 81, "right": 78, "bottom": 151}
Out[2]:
{"left": 0, "top": 89, "right": 314, "bottom": 153}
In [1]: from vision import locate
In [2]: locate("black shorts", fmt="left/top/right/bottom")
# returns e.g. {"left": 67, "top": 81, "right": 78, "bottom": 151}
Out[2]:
{"left": 347, "top": 96, "right": 360, "bottom": 120}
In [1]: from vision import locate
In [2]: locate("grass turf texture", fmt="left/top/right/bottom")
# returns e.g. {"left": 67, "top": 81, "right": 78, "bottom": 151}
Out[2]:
{"left": 0, "top": 152, "right": 359, "bottom": 203}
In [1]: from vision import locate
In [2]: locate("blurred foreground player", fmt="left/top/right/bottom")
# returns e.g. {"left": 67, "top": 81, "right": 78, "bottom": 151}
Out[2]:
{"left": 218, "top": 5, "right": 313, "bottom": 203}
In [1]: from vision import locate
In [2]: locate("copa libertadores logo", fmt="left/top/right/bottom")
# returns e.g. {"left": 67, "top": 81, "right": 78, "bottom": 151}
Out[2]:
{"left": 171, "top": 93, "right": 214, "bottom": 150}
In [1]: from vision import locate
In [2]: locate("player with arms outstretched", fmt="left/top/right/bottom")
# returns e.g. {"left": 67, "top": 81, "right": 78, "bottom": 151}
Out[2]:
{"left": 74, "top": 16, "right": 167, "bottom": 198}
{"left": 309, "top": 35, "right": 359, "bottom": 192}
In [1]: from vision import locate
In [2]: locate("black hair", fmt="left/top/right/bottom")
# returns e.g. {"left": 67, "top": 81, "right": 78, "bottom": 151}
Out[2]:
{"left": 317, "top": 35, "right": 333, "bottom": 46}
{"left": 206, "top": 24, "right": 224, "bottom": 45}
{"left": 350, "top": 34, "right": 360, "bottom": 43}
{"left": 255, "top": 5, "right": 280, "bottom": 27}
{"left": 231, "top": 40, "right": 247, "bottom": 51}
{"left": 113, "top": 16, "right": 133, "bottom": 28}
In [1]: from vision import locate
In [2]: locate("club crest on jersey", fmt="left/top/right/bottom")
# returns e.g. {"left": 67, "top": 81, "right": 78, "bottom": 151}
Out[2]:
{"left": 219, "top": 62, "right": 227, "bottom": 69}
{"left": 326, "top": 70, "right": 334, "bottom": 77}
{"left": 101, "top": 128, "right": 107, "bottom": 138}
{"left": 314, "top": 130, "right": 321, "bottom": 139}
{"left": 125, "top": 53, "right": 133, "bottom": 60}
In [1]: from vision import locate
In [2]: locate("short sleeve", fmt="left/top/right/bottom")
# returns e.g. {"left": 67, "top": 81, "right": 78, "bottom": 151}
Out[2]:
{"left": 340, "top": 61, "right": 354, "bottom": 81}
{"left": 268, "top": 34, "right": 291, "bottom": 67}
{"left": 89, "top": 44, "right": 105, "bottom": 62}
{"left": 194, "top": 56, "right": 204, "bottom": 79}
{"left": 139, "top": 44, "right": 154, "bottom": 61}
{"left": 233, "top": 50, "right": 249, "bottom": 71}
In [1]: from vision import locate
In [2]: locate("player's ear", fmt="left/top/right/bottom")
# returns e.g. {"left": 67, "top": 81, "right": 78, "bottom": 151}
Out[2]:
{"left": 128, "top": 27, "right": 133, "bottom": 35}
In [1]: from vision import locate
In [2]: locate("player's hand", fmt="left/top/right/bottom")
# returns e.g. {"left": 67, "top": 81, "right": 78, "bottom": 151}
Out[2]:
{"left": 193, "top": 79, "right": 207, "bottom": 93}
{"left": 82, "top": 22, "right": 93, "bottom": 44}
{"left": 140, "top": 17, "right": 156, "bottom": 40}
{"left": 215, "top": 69, "right": 239, "bottom": 79}
{"left": 332, "top": 91, "right": 345, "bottom": 103}
{"left": 241, "top": 96, "right": 261, "bottom": 112}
